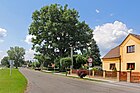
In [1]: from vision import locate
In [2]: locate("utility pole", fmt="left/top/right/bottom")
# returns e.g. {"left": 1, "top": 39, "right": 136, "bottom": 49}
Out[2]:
{"left": 70, "top": 47, "right": 73, "bottom": 73}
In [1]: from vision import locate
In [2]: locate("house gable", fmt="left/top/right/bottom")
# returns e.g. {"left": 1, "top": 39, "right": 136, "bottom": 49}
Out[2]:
{"left": 120, "top": 34, "right": 140, "bottom": 62}
{"left": 120, "top": 34, "right": 140, "bottom": 47}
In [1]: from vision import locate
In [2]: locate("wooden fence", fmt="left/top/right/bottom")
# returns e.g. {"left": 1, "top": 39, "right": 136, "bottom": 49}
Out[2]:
{"left": 72, "top": 69, "right": 140, "bottom": 83}
{"left": 131, "top": 72, "right": 140, "bottom": 83}
{"left": 105, "top": 71, "right": 117, "bottom": 78}
{"left": 94, "top": 70, "right": 103, "bottom": 77}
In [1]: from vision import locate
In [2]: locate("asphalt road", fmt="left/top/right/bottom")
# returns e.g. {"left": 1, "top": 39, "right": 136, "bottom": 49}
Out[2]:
{"left": 20, "top": 68, "right": 140, "bottom": 93}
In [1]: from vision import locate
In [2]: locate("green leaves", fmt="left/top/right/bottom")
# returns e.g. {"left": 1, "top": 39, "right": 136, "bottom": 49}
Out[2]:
{"left": 29, "top": 4, "right": 101, "bottom": 66}
{"left": 7, "top": 46, "right": 25, "bottom": 68}
{"left": 60, "top": 57, "right": 71, "bottom": 68}
{"left": 1, "top": 56, "right": 10, "bottom": 67}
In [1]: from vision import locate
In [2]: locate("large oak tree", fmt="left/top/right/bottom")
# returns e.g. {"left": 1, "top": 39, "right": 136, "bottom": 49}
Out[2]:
{"left": 29, "top": 4, "right": 101, "bottom": 65}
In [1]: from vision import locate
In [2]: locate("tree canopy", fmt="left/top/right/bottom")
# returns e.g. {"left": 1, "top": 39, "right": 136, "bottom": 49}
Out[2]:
{"left": 7, "top": 46, "right": 25, "bottom": 68}
{"left": 83, "top": 39, "right": 101, "bottom": 66}
{"left": 29, "top": 4, "right": 101, "bottom": 66}
{"left": 1, "top": 56, "right": 10, "bottom": 67}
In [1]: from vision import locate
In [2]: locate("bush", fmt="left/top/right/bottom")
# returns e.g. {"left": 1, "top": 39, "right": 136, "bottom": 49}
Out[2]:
{"left": 75, "top": 55, "right": 86, "bottom": 69}
{"left": 60, "top": 57, "right": 72, "bottom": 68}
{"left": 32, "top": 62, "right": 40, "bottom": 69}
{"left": 92, "top": 68, "right": 98, "bottom": 71}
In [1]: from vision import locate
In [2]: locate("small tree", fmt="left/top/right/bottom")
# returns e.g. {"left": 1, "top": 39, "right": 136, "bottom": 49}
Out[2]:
{"left": 7, "top": 46, "right": 25, "bottom": 68}
{"left": 32, "top": 62, "right": 40, "bottom": 69}
{"left": 34, "top": 54, "right": 52, "bottom": 70}
{"left": 76, "top": 55, "right": 87, "bottom": 69}
{"left": 60, "top": 57, "right": 72, "bottom": 76}
{"left": 1, "top": 56, "right": 10, "bottom": 68}
{"left": 26, "top": 60, "right": 33, "bottom": 67}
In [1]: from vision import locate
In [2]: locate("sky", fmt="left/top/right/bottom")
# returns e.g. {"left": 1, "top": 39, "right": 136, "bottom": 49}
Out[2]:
{"left": 0, "top": 0, "right": 140, "bottom": 61}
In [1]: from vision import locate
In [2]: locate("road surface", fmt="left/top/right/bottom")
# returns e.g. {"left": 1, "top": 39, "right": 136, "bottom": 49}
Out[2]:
{"left": 20, "top": 68, "right": 140, "bottom": 93}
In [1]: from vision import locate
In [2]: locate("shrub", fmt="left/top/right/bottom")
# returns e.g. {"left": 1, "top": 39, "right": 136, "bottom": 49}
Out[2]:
{"left": 60, "top": 57, "right": 72, "bottom": 68}
{"left": 32, "top": 62, "right": 40, "bottom": 68}
{"left": 75, "top": 55, "right": 86, "bottom": 69}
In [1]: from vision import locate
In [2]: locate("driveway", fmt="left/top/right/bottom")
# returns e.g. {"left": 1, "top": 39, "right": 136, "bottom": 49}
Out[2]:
{"left": 20, "top": 68, "right": 140, "bottom": 93}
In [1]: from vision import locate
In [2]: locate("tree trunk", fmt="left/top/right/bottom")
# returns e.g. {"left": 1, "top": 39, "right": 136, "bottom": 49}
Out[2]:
{"left": 65, "top": 67, "right": 67, "bottom": 76}
{"left": 15, "top": 61, "right": 18, "bottom": 69}
{"left": 41, "top": 61, "right": 45, "bottom": 70}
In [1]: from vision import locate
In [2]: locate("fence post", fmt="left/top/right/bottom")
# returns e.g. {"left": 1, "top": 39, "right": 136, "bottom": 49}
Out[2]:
{"left": 103, "top": 70, "right": 106, "bottom": 78}
{"left": 70, "top": 69, "right": 72, "bottom": 74}
{"left": 127, "top": 71, "right": 131, "bottom": 83}
{"left": 92, "top": 70, "right": 95, "bottom": 77}
{"left": 117, "top": 71, "right": 120, "bottom": 81}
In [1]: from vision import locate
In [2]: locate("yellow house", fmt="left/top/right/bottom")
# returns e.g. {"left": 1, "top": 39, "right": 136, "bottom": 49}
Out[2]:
{"left": 102, "top": 33, "right": 140, "bottom": 72}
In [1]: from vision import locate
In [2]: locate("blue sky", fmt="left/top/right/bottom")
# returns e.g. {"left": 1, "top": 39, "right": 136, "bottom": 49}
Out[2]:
{"left": 0, "top": 0, "right": 140, "bottom": 60}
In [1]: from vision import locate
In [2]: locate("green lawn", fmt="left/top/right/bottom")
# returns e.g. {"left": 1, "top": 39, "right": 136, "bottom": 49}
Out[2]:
{"left": 0, "top": 68, "right": 27, "bottom": 93}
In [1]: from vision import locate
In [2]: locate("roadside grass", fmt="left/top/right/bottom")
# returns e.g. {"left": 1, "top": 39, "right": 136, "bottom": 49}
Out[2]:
{"left": 0, "top": 68, "right": 27, "bottom": 93}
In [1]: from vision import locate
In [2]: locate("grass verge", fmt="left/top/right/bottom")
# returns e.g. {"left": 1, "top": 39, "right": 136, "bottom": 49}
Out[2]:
{"left": 0, "top": 68, "right": 27, "bottom": 93}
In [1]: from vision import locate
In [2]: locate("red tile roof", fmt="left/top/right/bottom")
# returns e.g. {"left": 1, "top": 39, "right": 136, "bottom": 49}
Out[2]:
{"left": 102, "top": 46, "right": 120, "bottom": 59}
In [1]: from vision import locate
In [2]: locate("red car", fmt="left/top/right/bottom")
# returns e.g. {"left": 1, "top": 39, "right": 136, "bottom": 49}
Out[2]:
{"left": 77, "top": 69, "right": 88, "bottom": 78}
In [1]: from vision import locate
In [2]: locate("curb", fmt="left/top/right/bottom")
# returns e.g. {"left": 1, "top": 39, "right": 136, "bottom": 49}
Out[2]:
{"left": 41, "top": 70, "right": 140, "bottom": 88}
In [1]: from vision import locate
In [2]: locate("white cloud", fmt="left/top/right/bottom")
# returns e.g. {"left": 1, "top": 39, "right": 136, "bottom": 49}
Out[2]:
{"left": 25, "top": 35, "right": 35, "bottom": 44}
{"left": 96, "top": 9, "right": 100, "bottom": 13}
{"left": 0, "top": 28, "right": 7, "bottom": 43}
{"left": 24, "top": 49, "right": 35, "bottom": 61}
{"left": 93, "top": 21, "right": 133, "bottom": 56}
{"left": 0, "top": 28, "right": 7, "bottom": 37}
{"left": 110, "top": 13, "right": 114, "bottom": 17}
{"left": 0, "top": 40, "right": 4, "bottom": 43}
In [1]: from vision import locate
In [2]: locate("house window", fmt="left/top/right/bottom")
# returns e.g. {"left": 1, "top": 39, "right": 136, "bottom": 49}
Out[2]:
{"left": 110, "top": 63, "right": 116, "bottom": 70}
{"left": 127, "top": 63, "right": 135, "bottom": 70}
{"left": 127, "top": 45, "right": 135, "bottom": 53}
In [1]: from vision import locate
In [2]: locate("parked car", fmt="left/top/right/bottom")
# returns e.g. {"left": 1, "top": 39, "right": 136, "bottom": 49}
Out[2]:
{"left": 35, "top": 67, "right": 41, "bottom": 71}
{"left": 77, "top": 69, "right": 88, "bottom": 78}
